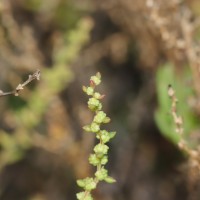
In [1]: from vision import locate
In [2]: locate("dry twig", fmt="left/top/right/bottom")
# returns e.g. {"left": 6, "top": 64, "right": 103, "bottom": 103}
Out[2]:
{"left": 168, "top": 85, "right": 200, "bottom": 169}
{"left": 0, "top": 69, "right": 40, "bottom": 97}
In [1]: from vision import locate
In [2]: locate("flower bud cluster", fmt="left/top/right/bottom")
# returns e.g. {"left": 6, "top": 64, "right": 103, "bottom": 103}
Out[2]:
{"left": 76, "top": 72, "right": 116, "bottom": 200}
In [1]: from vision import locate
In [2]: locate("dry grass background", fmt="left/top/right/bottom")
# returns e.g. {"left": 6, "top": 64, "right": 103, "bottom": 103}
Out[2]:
{"left": 0, "top": 0, "right": 200, "bottom": 200}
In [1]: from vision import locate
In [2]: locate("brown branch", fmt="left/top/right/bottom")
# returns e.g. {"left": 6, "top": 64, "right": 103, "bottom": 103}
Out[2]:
{"left": 0, "top": 69, "right": 40, "bottom": 97}
{"left": 168, "top": 84, "right": 184, "bottom": 136}
{"left": 168, "top": 84, "right": 199, "bottom": 160}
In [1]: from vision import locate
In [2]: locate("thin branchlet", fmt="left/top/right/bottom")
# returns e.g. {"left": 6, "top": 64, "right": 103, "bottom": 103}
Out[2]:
{"left": 168, "top": 84, "right": 184, "bottom": 136}
{"left": 0, "top": 69, "right": 40, "bottom": 97}
{"left": 168, "top": 85, "right": 200, "bottom": 164}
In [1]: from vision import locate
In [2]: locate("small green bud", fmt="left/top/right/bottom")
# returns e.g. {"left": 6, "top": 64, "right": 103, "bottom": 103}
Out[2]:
{"left": 95, "top": 168, "right": 108, "bottom": 181}
{"left": 104, "top": 176, "right": 116, "bottom": 183}
{"left": 85, "top": 178, "right": 97, "bottom": 191}
{"left": 94, "top": 92, "right": 101, "bottom": 99}
{"left": 97, "top": 130, "right": 116, "bottom": 143}
{"left": 90, "top": 74, "right": 101, "bottom": 86}
{"left": 98, "top": 130, "right": 110, "bottom": 143}
{"left": 89, "top": 154, "right": 99, "bottom": 166}
{"left": 93, "top": 111, "right": 106, "bottom": 124}
{"left": 94, "top": 144, "right": 109, "bottom": 155}
{"left": 97, "top": 103, "right": 102, "bottom": 111}
{"left": 77, "top": 178, "right": 97, "bottom": 191}
{"left": 88, "top": 98, "right": 102, "bottom": 111}
{"left": 76, "top": 192, "right": 93, "bottom": 200}
{"left": 86, "top": 87, "right": 94, "bottom": 95}
{"left": 100, "top": 155, "right": 108, "bottom": 165}
{"left": 90, "top": 122, "right": 100, "bottom": 133}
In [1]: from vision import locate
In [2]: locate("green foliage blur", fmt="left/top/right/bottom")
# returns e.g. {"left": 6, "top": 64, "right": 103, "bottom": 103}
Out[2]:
{"left": 0, "top": 0, "right": 92, "bottom": 170}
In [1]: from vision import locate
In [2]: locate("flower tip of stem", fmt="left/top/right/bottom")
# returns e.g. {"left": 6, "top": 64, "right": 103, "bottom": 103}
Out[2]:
{"left": 96, "top": 72, "right": 101, "bottom": 78}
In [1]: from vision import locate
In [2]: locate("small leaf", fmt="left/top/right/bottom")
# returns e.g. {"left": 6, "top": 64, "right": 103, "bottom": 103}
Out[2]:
{"left": 104, "top": 176, "right": 116, "bottom": 183}
{"left": 96, "top": 72, "right": 101, "bottom": 79}
{"left": 109, "top": 131, "right": 116, "bottom": 139}
{"left": 103, "top": 117, "right": 110, "bottom": 123}
{"left": 82, "top": 86, "right": 87, "bottom": 93}
{"left": 83, "top": 125, "right": 91, "bottom": 132}
{"left": 77, "top": 179, "right": 85, "bottom": 188}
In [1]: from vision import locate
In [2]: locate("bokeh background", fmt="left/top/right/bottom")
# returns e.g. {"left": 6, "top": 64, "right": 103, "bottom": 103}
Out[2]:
{"left": 0, "top": 0, "right": 200, "bottom": 199}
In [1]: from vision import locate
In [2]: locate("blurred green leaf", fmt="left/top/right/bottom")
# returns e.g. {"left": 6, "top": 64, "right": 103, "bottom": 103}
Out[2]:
{"left": 155, "top": 63, "right": 199, "bottom": 145}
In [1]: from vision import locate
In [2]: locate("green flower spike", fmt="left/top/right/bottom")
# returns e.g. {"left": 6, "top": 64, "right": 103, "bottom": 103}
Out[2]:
{"left": 76, "top": 72, "right": 116, "bottom": 200}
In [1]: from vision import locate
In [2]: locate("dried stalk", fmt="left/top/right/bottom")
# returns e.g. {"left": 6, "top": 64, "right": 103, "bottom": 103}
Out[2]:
{"left": 168, "top": 85, "right": 200, "bottom": 169}
{"left": 0, "top": 69, "right": 40, "bottom": 97}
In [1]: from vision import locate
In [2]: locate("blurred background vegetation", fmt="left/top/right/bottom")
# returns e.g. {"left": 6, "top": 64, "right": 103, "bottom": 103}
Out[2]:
{"left": 0, "top": 0, "right": 200, "bottom": 200}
